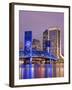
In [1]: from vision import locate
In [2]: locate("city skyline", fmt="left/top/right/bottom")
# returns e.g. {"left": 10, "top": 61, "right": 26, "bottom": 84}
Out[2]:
{"left": 19, "top": 30, "right": 64, "bottom": 79}
{"left": 19, "top": 28, "right": 62, "bottom": 57}
{"left": 19, "top": 10, "right": 64, "bottom": 55}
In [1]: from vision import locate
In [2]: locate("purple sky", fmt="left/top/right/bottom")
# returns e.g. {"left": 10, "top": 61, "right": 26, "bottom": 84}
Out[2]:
{"left": 19, "top": 10, "right": 64, "bottom": 55}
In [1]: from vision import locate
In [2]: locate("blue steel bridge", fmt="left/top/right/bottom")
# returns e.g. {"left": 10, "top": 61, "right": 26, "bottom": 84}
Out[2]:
{"left": 19, "top": 49, "right": 58, "bottom": 61}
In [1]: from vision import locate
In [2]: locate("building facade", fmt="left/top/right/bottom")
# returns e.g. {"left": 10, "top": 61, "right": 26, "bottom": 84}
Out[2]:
{"left": 48, "top": 28, "right": 60, "bottom": 58}
{"left": 43, "top": 28, "right": 60, "bottom": 58}
{"left": 32, "top": 39, "right": 41, "bottom": 51}
{"left": 43, "top": 29, "right": 48, "bottom": 51}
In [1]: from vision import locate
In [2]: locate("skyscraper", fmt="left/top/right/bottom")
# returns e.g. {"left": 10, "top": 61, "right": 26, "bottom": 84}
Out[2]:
{"left": 43, "top": 27, "right": 61, "bottom": 58}
{"left": 32, "top": 39, "right": 41, "bottom": 51}
{"left": 24, "top": 31, "right": 32, "bottom": 56}
{"left": 48, "top": 27, "right": 60, "bottom": 58}
{"left": 43, "top": 29, "right": 48, "bottom": 51}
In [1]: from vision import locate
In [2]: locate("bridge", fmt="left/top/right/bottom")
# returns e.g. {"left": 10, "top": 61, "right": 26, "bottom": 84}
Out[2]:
{"left": 19, "top": 49, "right": 58, "bottom": 61}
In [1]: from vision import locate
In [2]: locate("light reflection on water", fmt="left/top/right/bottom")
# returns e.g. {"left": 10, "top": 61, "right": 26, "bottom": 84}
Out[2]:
{"left": 19, "top": 63, "right": 64, "bottom": 79}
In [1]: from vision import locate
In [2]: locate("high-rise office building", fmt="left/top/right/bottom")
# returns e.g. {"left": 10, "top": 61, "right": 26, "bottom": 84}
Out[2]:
{"left": 43, "top": 29, "right": 48, "bottom": 51}
{"left": 43, "top": 27, "right": 60, "bottom": 57}
{"left": 24, "top": 31, "right": 32, "bottom": 55}
{"left": 48, "top": 27, "right": 60, "bottom": 57}
{"left": 32, "top": 39, "right": 41, "bottom": 51}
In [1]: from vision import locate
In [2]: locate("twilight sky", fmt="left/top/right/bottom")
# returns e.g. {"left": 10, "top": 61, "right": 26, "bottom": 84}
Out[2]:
{"left": 19, "top": 10, "right": 64, "bottom": 55}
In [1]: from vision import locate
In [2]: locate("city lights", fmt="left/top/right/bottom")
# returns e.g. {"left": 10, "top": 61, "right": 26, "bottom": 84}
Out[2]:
{"left": 19, "top": 29, "right": 64, "bottom": 79}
